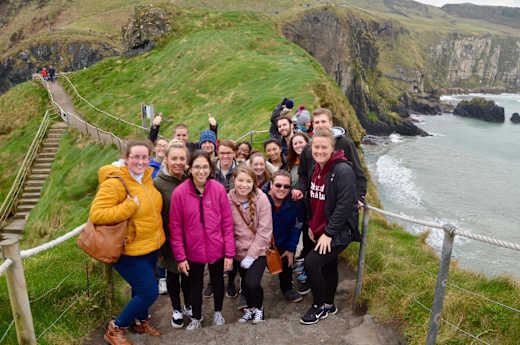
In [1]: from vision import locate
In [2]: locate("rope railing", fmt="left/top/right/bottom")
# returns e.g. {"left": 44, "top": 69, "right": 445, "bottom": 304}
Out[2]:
{"left": 20, "top": 224, "right": 85, "bottom": 259}
{"left": 234, "top": 129, "right": 269, "bottom": 143}
{"left": 0, "top": 110, "right": 52, "bottom": 229}
{"left": 0, "top": 258, "right": 13, "bottom": 276}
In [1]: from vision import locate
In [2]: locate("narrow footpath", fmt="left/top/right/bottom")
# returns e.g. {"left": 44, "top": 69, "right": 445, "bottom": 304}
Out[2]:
{"left": 45, "top": 80, "right": 406, "bottom": 345}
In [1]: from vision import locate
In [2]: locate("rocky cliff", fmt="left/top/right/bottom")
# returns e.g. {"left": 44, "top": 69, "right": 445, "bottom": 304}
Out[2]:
{"left": 0, "top": 39, "right": 118, "bottom": 94}
{"left": 442, "top": 4, "right": 520, "bottom": 30}
{"left": 282, "top": 8, "right": 428, "bottom": 136}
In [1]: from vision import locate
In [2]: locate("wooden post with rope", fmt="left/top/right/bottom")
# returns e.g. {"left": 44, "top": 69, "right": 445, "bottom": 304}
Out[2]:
{"left": 2, "top": 237, "right": 36, "bottom": 345}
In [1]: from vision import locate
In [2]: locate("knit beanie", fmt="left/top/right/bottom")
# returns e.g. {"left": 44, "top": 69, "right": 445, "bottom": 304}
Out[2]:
{"left": 292, "top": 109, "right": 311, "bottom": 126}
{"left": 199, "top": 130, "right": 217, "bottom": 148}
{"left": 283, "top": 98, "right": 294, "bottom": 109}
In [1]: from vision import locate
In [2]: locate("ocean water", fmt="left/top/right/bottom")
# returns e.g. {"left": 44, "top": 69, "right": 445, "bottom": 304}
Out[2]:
{"left": 363, "top": 93, "right": 520, "bottom": 279}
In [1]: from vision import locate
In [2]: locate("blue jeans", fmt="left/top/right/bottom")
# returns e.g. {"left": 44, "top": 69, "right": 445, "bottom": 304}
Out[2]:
{"left": 113, "top": 250, "right": 159, "bottom": 327}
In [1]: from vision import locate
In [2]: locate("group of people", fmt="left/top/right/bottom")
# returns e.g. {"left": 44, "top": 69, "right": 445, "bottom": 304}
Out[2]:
{"left": 89, "top": 100, "right": 367, "bottom": 345}
{"left": 41, "top": 66, "right": 56, "bottom": 82}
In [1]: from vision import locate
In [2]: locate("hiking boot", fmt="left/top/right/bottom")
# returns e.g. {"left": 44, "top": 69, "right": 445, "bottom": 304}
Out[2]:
{"left": 238, "top": 293, "right": 248, "bottom": 310}
{"left": 186, "top": 319, "right": 201, "bottom": 331}
{"left": 171, "top": 310, "right": 184, "bottom": 328}
{"left": 204, "top": 284, "right": 214, "bottom": 298}
{"left": 238, "top": 308, "right": 253, "bottom": 323}
{"left": 226, "top": 281, "right": 238, "bottom": 298}
{"left": 252, "top": 308, "right": 264, "bottom": 324}
{"left": 104, "top": 320, "right": 133, "bottom": 345}
{"left": 300, "top": 305, "right": 328, "bottom": 325}
{"left": 158, "top": 278, "right": 167, "bottom": 295}
{"left": 297, "top": 281, "right": 311, "bottom": 295}
{"left": 133, "top": 318, "right": 161, "bottom": 336}
{"left": 284, "top": 289, "right": 303, "bottom": 303}
{"left": 323, "top": 304, "right": 338, "bottom": 315}
{"left": 213, "top": 311, "right": 225, "bottom": 326}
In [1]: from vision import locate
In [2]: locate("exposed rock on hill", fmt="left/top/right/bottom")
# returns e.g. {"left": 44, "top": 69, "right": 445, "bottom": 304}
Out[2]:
{"left": 511, "top": 113, "right": 520, "bottom": 124}
{"left": 453, "top": 97, "right": 505, "bottom": 123}
{"left": 0, "top": 40, "right": 118, "bottom": 94}
{"left": 442, "top": 4, "right": 520, "bottom": 30}
{"left": 283, "top": 8, "right": 428, "bottom": 136}
{"left": 122, "top": 5, "right": 174, "bottom": 57}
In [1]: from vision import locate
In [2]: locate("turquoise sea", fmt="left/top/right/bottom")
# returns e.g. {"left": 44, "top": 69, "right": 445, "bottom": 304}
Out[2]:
{"left": 363, "top": 93, "right": 520, "bottom": 279}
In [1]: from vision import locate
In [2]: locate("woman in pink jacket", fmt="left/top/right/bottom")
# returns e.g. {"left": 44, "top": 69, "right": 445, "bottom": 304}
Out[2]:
{"left": 169, "top": 150, "right": 235, "bottom": 330}
{"left": 228, "top": 165, "right": 273, "bottom": 324}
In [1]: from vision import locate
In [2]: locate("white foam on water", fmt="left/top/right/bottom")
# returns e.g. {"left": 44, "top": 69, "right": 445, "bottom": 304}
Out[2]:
{"left": 376, "top": 155, "right": 422, "bottom": 209}
{"left": 388, "top": 133, "right": 403, "bottom": 143}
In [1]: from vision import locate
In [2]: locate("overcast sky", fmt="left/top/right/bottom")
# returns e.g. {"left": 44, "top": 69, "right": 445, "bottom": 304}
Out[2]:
{"left": 415, "top": 0, "right": 520, "bottom": 6}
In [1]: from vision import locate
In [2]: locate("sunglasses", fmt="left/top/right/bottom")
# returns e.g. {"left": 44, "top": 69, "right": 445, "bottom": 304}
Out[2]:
{"left": 274, "top": 183, "right": 291, "bottom": 189}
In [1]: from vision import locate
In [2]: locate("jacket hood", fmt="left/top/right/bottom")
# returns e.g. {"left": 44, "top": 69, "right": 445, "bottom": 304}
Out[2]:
{"left": 149, "top": 158, "right": 162, "bottom": 169}
{"left": 321, "top": 150, "right": 348, "bottom": 176}
{"left": 156, "top": 165, "right": 184, "bottom": 184}
{"left": 97, "top": 161, "right": 153, "bottom": 184}
{"left": 331, "top": 126, "right": 345, "bottom": 138}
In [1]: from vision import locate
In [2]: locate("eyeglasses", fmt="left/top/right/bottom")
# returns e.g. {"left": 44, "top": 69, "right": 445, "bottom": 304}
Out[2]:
{"left": 274, "top": 183, "right": 291, "bottom": 189}
{"left": 192, "top": 165, "right": 210, "bottom": 171}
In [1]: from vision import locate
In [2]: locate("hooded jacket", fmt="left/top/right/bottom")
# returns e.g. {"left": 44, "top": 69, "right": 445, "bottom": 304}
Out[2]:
{"left": 228, "top": 189, "right": 273, "bottom": 262}
{"left": 307, "top": 150, "right": 359, "bottom": 247}
{"left": 90, "top": 164, "right": 165, "bottom": 256}
{"left": 153, "top": 166, "right": 185, "bottom": 272}
{"left": 296, "top": 127, "right": 367, "bottom": 201}
{"left": 169, "top": 178, "right": 235, "bottom": 264}
{"left": 267, "top": 194, "right": 304, "bottom": 253}
{"left": 149, "top": 158, "right": 161, "bottom": 179}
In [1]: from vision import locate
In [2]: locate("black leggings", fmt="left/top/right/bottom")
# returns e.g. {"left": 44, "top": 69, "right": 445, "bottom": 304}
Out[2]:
{"left": 304, "top": 245, "right": 347, "bottom": 306}
{"left": 189, "top": 259, "right": 224, "bottom": 320}
{"left": 300, "top": 223, "right": 313, "bottom": 259}
{"left": 166, "top": 270, "right": 191, "bottom": 311}
{"left": 239, "top": 256, "right": 266, "bottom": 309}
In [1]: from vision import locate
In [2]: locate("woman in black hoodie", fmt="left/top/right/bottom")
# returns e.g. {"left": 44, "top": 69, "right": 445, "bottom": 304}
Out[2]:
{"left": 299, "top": 129, "right": 358, "bottom": 325}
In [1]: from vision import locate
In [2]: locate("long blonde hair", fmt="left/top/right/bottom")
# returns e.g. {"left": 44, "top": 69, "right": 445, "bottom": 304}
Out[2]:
{"left": 233, "top": 165, "right": 258, "bottom": 228}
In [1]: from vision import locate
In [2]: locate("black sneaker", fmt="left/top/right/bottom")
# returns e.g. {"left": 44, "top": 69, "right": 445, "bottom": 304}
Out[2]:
{"left": 238, "top": 293, "right": 247, "bottom": 310}
{"left": 204, "top": 284, "right": 214, "bottom": 298}
{"left": 300, "top": 305, "right": 328, "bottom": 325}
{"left": 171, "top": 310, "right": 184, "bottom": 328}
{"left": 226, "top": 281, "right": 238, "bottom": 298}
{"left": 284, "top": 289, "right": 303, "bottom": 303}
{"left": 323, "top": 304, "right": 338, "bottom": 315}
{"left": 297, "top": 281, "right": 311, "bottom": 295}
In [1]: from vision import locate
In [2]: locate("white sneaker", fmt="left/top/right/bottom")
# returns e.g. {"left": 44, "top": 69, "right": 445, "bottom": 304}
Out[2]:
{"left": 238, "top": 308, "right": 253, "bottom": 323}
{"left": 158, "top": 278, "right": 167, "bottom": 295}
{"left": 213, "top": 311, "right": 225, "bottom": 326}
{"left": 171, "top": 310, "right": 184, "bottom": 328}
{"left": 186, "top": 319, "right": 201, "bottom": 331}
{"left": 183, "top": 305, "right": 193, "bottom": 318}
{"left": 252, "top": 308, "right": 264, "bottom": 324}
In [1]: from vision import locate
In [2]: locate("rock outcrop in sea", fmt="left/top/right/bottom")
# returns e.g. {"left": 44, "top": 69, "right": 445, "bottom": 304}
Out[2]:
{"left": 453, "top": 97, "right": 505, "bottom": 123}
{"left": 511, "top": 113, "right": 520, "bottom": 124}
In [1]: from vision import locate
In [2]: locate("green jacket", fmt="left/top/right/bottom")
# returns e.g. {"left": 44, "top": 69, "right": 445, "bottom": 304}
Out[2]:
{"left": 153, "top": 166, "right": 186, "bottom": 272}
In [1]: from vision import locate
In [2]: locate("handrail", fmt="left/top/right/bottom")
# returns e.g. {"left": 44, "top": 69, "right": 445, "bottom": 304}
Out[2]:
{"left": 0, "top": 110, "right": 52, "bottom": 228}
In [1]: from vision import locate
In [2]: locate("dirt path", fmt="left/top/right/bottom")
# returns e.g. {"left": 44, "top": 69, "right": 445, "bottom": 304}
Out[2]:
{"left": 81, "top": 260, "right": 406, "bottom": 345}
{"left": 46, "top": 80, "right": 81, "bottom": 116}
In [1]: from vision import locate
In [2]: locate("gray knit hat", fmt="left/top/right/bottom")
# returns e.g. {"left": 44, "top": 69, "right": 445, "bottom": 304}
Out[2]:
{"left": 292, "top": 109, "right": 311, "bottom": 127}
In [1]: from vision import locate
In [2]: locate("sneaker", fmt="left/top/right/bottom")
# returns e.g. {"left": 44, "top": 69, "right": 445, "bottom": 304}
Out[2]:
{"left": 323, "top": 304, "right": 338, "bottom": 315}
{"left": 238, "top": 293, "right": 247, "bottom": 310}
{"left": 104, "top": 320, "right": 132, "bottom": 345}
{"left": 158, "top": 278, "right": 167, "bottom": 295}
{"left": 171, "top": 310, "right": 184, "bottom": 328}
{"left": 238, "top": 308, "right": 253, "bottom": 323}
{"left": 204, "top": 284, "right": 214, "bottom": 298}
{"left": 213, "top": 311, "right": 225, "bottom": 326}
{"left": 284, "top": 289, "right": 303, "bottom": 303}
{"left": 252, "top": 308, "right": 264, "bottom": 324}
{"left": 297, "top": 271, "right": 307, "bottom": 283}
{"left": 226, "top": 281, "right": 238, "bottom": 298}
{"left": 186, "top": 319, "right": 201, "bottom": 331}
{"left": 300, "top": 305, "right": 328, "bottom": 325}
{"left": 133, "top": 317, "right": 162, "bottom": 336}
{"left": 297, "top": 281, "right": 311, "bottom": 295}
{"left": 182, "top": 305, "right": 192, "bottom": 318}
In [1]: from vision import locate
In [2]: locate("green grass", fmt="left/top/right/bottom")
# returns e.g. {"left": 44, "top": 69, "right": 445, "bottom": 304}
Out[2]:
{"left": 0, "top": 129, "right": 121, "bottom": 345}
{"left": 342, "top": 217, "right": 520, "bottom": 345}
{"left": 0, "top": 82, "right": 49, "bottom": 203}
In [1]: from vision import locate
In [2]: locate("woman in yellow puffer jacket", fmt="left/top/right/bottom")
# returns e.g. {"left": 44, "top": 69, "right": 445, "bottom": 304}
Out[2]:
{"left": 89, "top": 140, "right": 164, "bottom": 345}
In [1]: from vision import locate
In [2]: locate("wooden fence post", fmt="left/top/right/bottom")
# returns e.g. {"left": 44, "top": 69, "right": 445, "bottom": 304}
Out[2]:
{"left": 3, "top": 239, "right": 36, "bottom": 345}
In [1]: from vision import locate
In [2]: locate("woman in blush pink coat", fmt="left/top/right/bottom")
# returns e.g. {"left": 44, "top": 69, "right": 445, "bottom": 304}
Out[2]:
{"left": 169, "top": 150, "right": 235, "bottom": 330}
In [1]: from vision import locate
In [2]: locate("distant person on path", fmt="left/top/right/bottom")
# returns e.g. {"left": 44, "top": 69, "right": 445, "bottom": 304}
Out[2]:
{"left": 229, "top": 166, "right": 273, "bottom": 323}
{"left": 299, "top": 129, "right": 357, "bottom": 325}
{"left": 153, "top": 141, "right": 192, "bottom": 328}
{"left": 276, "top": 116, "right": 294, "bottom": 159}
{"left": 267, "top": 170, "right": 304, "bottom": 303}
{"left": 90, "top": 140, "right": 164, "bottom": 344}
{"left": 169, "top": 150, "right": 235, "bottom": 330}
{"left": 148, "top": 113, "right": 218, "bottom": 153}
{"left": 41, "top": 68, "right": 49, "bottom": 81}
{"left": 270, "top": 98, "right": 294, "bottom": 138}
{"left": 48, "top": 66, "right": 56, "bottom": 82}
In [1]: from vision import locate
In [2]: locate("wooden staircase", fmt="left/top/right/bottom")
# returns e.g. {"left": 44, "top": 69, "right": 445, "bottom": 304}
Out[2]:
{"left": 2, "top": 122, "right": 67, "bottom": 234}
